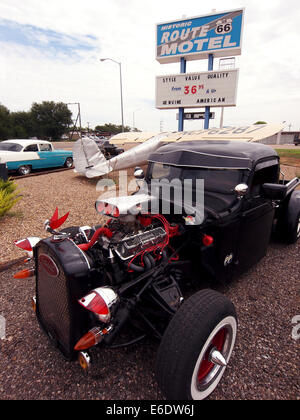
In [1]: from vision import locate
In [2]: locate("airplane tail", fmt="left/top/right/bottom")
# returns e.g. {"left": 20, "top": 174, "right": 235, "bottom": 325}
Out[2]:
{"left": 73, "top": 133, "right": 167, "bottom": 178}
{"left": 73, "top": 137, "right": 110, "bottom": 177}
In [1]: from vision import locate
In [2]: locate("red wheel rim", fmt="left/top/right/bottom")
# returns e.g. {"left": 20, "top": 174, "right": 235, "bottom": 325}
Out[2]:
{"left": 197, "top": 327, "right": 227, "bottom": 382}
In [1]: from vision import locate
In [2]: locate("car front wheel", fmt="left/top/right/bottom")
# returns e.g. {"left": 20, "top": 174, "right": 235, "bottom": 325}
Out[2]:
{"left": 156, "top": 289, "right": 238, "bottom": 400}
{"left": 18, "top": 165, "right": 31, "bottom": 176}
{"left": 64, "top": 157, "right": 73, "bottom": 168}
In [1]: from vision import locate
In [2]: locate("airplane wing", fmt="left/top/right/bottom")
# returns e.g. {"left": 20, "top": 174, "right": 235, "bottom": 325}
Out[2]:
{"left": 108, "top": 131, "right": 158, "bottom": 145}
{"left": 165, "top": 123, "right": 284, "bottom": 143}
{"left": 73, "top": 124, "right": 284, "bottom": 178}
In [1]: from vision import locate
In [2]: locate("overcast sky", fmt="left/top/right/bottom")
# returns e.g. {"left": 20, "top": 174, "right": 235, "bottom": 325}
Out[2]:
{"left": 0, "top": 0, "right": 299, "bottom": 133}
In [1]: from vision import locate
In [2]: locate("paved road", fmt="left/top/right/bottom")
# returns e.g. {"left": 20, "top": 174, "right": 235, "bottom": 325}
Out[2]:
{"left": 54, "top": 142, "right": 74, "bottom": 150}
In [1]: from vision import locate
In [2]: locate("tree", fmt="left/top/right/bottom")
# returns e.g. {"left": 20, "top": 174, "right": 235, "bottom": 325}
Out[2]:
{"left": 0, "top": 104, "right": 12, "bottom": 140}
{"left": 30, "top": 101, "right": 72, "bottom": 140}
{"left": 95, "top": 123, "right": 132, "bottom": 135}
{"left": 254, "top": 121, "right": 267, "bottom": 125}
{"left": 10, "top": 111, "right": 34, "bottom": 139}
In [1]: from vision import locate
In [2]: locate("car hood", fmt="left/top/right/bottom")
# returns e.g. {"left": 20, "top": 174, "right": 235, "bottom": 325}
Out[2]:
{"left": 95, "top": 188, "right": 205, "bottom": 226}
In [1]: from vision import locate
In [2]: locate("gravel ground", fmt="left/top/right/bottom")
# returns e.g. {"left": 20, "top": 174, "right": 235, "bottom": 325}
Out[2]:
{"left": 0, "top": 164, "right": 298, "bottom": 265}
{"left": 0, "top": 239, "right": 299, "bottom": 400}
{"left": 0, "top": 169, "right": 129, "bottom": 264}
{"left": 0, "top": 160, "right": 299, "bottom": 400}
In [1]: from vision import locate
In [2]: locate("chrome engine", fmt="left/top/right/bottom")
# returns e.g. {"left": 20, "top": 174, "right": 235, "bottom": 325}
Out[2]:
{"left": 114, "top": 227, "right": 167, "bottom": 261}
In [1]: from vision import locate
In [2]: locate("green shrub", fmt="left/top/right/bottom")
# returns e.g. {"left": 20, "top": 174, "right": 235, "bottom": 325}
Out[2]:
{"left": 0, "top": 178, "right": 21, "bottom": 218}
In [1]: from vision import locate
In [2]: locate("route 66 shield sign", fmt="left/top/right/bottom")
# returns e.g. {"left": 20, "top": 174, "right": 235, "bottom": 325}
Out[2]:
{"left": 215, "top": 19, "right": 233, "bottom": 35}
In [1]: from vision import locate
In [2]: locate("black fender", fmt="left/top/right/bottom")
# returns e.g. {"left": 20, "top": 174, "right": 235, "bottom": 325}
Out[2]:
{"left": 285, "top": 190, "right": 300, "bottom": 232}
{"left": 277, "top": 190, "right": 300, "bottom": 243}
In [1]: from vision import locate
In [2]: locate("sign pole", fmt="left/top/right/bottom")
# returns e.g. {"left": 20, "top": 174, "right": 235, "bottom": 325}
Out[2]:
{"left": 178, "top": 57, "right": 186, "bottom": 132}
{"left": 220, "top": 106, "right": 224, "bottom": 128}
{"left": 204, "top": 53, "right": 214, "bottom": 129}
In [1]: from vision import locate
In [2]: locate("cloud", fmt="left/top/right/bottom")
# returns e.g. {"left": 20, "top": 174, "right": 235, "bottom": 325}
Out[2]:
{"left": 0, "top": 0, "right": 299, "bottom": 132}
{"left": 0, "top": 18, "right": 99, "bottom": 59}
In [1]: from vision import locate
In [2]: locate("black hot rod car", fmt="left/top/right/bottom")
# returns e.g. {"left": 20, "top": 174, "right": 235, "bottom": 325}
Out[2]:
{"left": 15, "top": 140, "right": 300, "bottom": 400}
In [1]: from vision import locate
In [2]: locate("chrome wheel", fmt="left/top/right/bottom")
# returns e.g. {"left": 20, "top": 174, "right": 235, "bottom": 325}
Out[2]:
{"left": 191, "top": 315, "right": 237, "bottom": 400}
{"left": 18, "top": 165, "right": 31, "bottom": 176}
{"left": 65, "top": 158, "right": 73, "bottom": 168}
{"left": 156, "top": 289, "right": 238, "bottom": 400}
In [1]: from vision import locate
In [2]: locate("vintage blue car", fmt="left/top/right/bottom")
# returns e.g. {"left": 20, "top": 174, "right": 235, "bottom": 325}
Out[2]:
{"left": 0, "top": 139, "right": 73, "bottom": 175}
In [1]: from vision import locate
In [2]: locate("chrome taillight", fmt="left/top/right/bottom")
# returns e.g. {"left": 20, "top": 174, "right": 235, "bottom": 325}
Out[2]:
{"left": 78, "top": 287, "right": 119, "bottom": 323}
{"left": 96, "top": 201, "right": 120, "bottom": 218}
{"left": 14, "top": 237, "right": 41, "bottom": 257}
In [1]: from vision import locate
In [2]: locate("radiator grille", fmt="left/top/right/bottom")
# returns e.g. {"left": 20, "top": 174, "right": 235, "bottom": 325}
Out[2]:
{"left": 36, "top": 244, "right": 74, "bottom": 357}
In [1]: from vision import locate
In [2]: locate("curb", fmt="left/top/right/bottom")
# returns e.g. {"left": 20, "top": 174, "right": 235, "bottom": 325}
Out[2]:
{"left": 0, "top": 257, "right": 25, "bottom": 273}
{"left": 11, "top": 166, "right": 73, "bottom": 180}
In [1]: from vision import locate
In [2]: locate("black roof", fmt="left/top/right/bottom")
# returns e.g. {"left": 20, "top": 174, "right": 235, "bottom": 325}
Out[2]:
{"left": 149, "top": 141, "right": 279, "bottom": 170}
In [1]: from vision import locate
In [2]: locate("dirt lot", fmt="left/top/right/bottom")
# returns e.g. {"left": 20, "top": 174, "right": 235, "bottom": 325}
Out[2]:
{"left": 0, "top": 169, "right": 126, "bottom": 264}
{"left": 0, "top": 162, "right": 299, "bottom": 265}
{"left": 0, "top": 153, "right": 299, "bottom": 400}
{"left": 0, "top": 239, "right": 299, "bottom": 400}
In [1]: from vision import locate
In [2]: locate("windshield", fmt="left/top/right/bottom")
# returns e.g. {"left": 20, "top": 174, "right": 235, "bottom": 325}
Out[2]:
{"left": 149, "top": 163, "right": 245, "bottom": 214}
{"left": 151, "top": 163, "right": 171, "bottom": 179}
{"left": 182, "top": 168, "right": 242, "bottom": 194}
{"left": 150, "top": 163, "right": 243, "bottom": 191}
{"left": 0, "top": 142, "right": 23, "bottom": 152}
{"left": 183, "top": 167, "right": 244, "bottom": 213}
{"left": 95, "top": 139, "right": 105, "bottom": 145}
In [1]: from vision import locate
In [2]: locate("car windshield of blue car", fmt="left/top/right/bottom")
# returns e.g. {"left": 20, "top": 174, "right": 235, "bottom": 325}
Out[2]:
{"left": 39, "top": 144, "right": 52, "bottom": 151}
{"left": 0, "top": 143, "right": 23, "bottom": 152}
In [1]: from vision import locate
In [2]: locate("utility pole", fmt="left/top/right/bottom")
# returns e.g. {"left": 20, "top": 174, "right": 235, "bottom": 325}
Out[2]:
{"left": 100, "top": 58, "right": 124, "bottom": 132}
{"left": 67, "top": 102, "right": 82, "bottom": 140}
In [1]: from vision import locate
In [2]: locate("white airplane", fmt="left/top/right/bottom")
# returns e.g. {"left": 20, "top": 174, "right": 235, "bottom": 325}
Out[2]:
{"left": 73, "top": 124, "right": 284, "bottom": 178}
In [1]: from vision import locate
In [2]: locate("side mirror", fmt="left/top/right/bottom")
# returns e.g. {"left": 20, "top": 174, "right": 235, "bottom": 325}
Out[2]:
{"left": 261, "top": 183, "right": 287, "bottom": 200}
{"left": 134, "top": 167, "right": 145, "bottom": 180}
{"left": 234, "top": 183, "right": 249, "bottom": 199}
